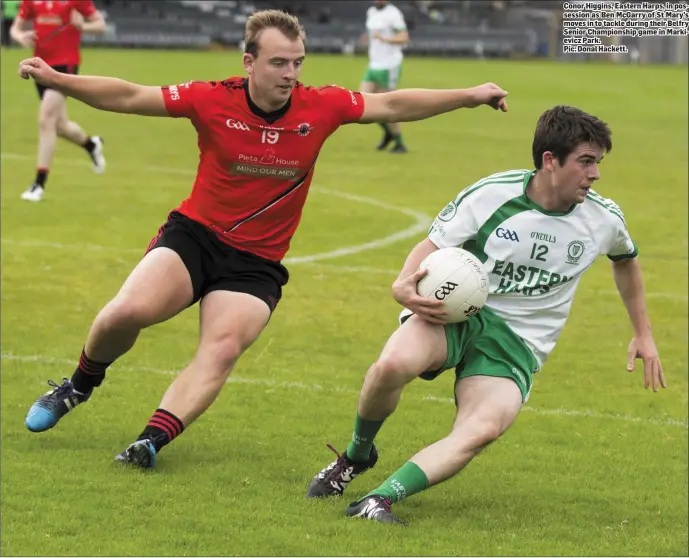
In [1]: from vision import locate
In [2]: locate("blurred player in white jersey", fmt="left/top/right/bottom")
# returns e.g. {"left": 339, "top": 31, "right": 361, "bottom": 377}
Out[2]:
{"left": 362, "top": 0, "right": 409, "bottom": 153}
{"left": 306, "top": 105, "right": 666, "bottom": 525}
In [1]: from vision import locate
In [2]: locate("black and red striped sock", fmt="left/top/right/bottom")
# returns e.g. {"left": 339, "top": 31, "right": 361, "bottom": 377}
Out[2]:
{"left": 138, "top": 409, "right": 185, "bottom": 453}
{"left": 70, "top": 347, "right": 112, "bottom": 393}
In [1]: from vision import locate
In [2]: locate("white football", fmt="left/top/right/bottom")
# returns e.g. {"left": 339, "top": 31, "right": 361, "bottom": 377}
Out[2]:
{"left": 417, "top": 247, "right": 489, "bottom": 323}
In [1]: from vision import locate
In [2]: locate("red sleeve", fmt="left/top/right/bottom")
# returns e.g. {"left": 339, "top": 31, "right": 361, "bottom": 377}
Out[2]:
{"left": 161, "top": 80, "right": 215, "bottom": 119}
{"left": 316, "top": 85, "right": 365, "bottom": 127}
{"left": 18, "top": 0, "right": 34, "bottom": 20}
{"left": 74, "top": 1, "right": 98, "bottom": 17}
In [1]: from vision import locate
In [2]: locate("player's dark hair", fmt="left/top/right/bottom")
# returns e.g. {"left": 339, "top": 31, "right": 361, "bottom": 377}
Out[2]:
{"left": 532, "top": 105, "right": 612, "bottom": 169}
{"left": 245, "top": 10, "right": 307, "bottom": 57}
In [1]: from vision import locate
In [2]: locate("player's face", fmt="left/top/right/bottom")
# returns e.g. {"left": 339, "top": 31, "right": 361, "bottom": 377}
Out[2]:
{"left": 374, "top": 0, "right": 388, "bottom": 8}
{"left": 548, "top": 142, "right": 603, "bottom": 205}
{"left": 244, "top": 28, "right": 305, "bottom": 108}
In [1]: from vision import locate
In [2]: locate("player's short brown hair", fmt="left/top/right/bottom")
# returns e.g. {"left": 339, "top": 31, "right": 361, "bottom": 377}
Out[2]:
{"left": 532, "top": 106, "right": 612, "bottom": 169}
{"left": 244, "top": 10, "right": 307, "bottom": 57}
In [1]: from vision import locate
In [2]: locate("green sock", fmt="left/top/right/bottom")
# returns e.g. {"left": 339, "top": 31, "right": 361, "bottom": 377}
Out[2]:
{"left": 366, "top": 461, "right": 429, "bottom": 503}
{"left": 345, "top": 413, "right": 384, "bottom": 462}
{"left": 394, "top": 134, "right": 404, "bottom": 146}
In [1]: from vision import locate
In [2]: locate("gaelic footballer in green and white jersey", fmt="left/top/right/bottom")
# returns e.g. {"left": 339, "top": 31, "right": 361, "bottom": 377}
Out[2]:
{"left": 427, "top": 169, "right": 637, "bottom": 366}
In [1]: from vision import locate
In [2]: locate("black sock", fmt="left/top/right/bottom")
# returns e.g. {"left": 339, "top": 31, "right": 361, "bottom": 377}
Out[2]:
{"left": 35, "top": 168, "right": 49, "bottom": 188}
{"left": 378, "top": 122, "right": 392, "bottom": 137}
{"left": 138, "top": 408, "right": 185, "bottom": 453}
{"left": 82, "top": 137, "right": 96, "bottom": 153}
{"left": 70, "top": 347, "right": 112, "bottom": 393}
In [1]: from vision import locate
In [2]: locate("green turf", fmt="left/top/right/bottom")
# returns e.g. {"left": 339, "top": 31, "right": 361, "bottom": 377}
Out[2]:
{"left": 1, "top": 48, "right": 687, "bottom": 556}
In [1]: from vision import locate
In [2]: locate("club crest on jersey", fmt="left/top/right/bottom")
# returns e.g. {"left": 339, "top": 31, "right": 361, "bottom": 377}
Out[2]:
{"left": 438, "top": 202, "right": 457, "bottom": 222}
{"left": 566, "top": 240, "right": 585, "bottom": 265}
{"left": 296, "top": 123, "right": 312, "bottom": 137}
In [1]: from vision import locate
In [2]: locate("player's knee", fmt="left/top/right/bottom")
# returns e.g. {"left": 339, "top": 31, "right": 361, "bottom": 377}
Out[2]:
{"left": 455, "top": 419, "right": 503, "bottom": 451}
{"left": 97, "top": 297, "right": 158, "bottom": 331}
{"left": 55, "top": 118, "right": 69, "bottom": 137}
{"left": 38, "top": 111, "right": 59, "bottom": 133}
{"left": 368, "top": 355, "right": 415, "bottom": 387}
{"left": 197, "top": 337, "right": 244, "bottom": 377}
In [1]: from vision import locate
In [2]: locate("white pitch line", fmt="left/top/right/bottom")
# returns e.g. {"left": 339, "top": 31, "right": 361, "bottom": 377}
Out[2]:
{"left": 2, "top": 352, "right": 686, "bottom": 429}
{"left": 1, "top": 152, "right": 431, "bottom": 265}
{"left": 3, "top": 151, "right": 686, "bottom": 302}
{"left": 2, "top": 237, "right": 686, "bottom": 302}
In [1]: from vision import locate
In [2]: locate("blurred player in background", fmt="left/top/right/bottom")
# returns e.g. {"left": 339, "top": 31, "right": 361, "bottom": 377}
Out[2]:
{"left": 362, "top": 0, "right": 409, "bottom": 153}
{"left": 1, "top": 0, "right": 21, "bottom": 47}
{"left": 18, "top": 10, "right": 507, "bottom": 470}
{"left": 305, "top": 106, "right": 666, "bottom": 525}
{"left": 10, "top": 0, "right": 106, "bottom": 202}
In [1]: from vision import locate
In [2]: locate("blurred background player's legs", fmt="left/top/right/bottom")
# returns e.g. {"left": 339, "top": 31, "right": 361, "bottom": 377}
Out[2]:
{"left": 21, "top": 71, "right": 106, "bottom": 202}
{"left": 361, "top": 66, "right": 406, "bottom": 153}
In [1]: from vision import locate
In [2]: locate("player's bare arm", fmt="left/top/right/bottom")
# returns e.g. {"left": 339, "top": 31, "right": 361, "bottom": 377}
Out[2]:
{"left": 373, "top": 30, "right": 409, "bottom": 44}
{"left": 611, "top": 257, "right": 666, "bottom": 391}
{"left": 71, "top": 9, "right": 106, "bottom": 35}
{"left": 391, "top": 238, "right": 446, "bottom": 324}
{"left": 18, "top": 58, "right": 168, "bottom": 117}
{"left": 9, "top": 16, "right": 34, "bottom": 48}
{"left": 358, "top": 82, "right": 508, "bottom": 123}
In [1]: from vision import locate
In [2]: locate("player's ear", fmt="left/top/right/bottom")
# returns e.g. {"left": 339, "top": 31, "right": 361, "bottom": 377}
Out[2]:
{"left": 542, "top": 151, "right": 557, "bottom": 172}
{"left": 243, "top": 53, "right": 255, "bottom": 75}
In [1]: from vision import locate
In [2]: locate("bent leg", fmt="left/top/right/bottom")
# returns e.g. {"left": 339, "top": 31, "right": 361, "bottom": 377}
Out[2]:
{"left": 157, "top": 290, "right": 271, "bottom": 425}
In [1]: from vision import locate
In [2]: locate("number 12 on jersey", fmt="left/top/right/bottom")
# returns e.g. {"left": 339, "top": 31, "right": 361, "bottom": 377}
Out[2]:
{"left": 530, "top": 243, "right": 549, "bottom": 262}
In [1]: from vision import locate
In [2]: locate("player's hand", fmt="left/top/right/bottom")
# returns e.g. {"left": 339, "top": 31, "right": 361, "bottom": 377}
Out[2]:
{"left": 372, "top": 31, "right": 383, "bottom": 41}
{"left": 18, "top": 57, "right": 58, "bottom": 86}
{"left": 70, "top": 9, "right": 85, "bottom": 31}
{"left": 627, "top": 335, "right": 666, "bottom": 392}
{"left": 16, "top": 30, "right": 35, "bottom": 49}
{"left": 392, "top": 267, "right": 448, "bottom": 325}
{"left": 467, "top": 83, "right": 508, "bottom": 112}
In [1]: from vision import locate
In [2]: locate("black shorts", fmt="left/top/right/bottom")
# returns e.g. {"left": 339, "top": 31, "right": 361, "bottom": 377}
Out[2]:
{"left": 36, "top": 64, "right": 79, "bottom": 99}
{"left": 146, "top": 211, "right": 289, "bottom": 311}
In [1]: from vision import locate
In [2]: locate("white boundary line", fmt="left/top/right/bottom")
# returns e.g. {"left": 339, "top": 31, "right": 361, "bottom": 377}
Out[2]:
{"left": 1, "top": 151, "right": 431, "bottom": 264}
{"left": 2, "top": 352, "right": 686, "bottom": 429}
{"left": 2, "top": 237, "right": 685, "bottom": 302}
{"left": 3, "top": 151, "right": 687, "bottom": 301}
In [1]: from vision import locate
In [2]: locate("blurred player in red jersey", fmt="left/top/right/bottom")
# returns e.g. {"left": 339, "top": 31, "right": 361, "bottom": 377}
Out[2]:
{"left": 19, "top": 10, "right": 508, "bottom": 469}
{"left": 10, "top": 0, "right": 106, "bottom": 202}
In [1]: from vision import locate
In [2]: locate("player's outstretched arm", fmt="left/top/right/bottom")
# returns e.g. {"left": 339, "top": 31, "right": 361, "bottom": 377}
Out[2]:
{"left": 358, "top": 82, "right": 508, "bottom": 124}
{"left": 18, "top": 57, "right": 169, "bottom": 117}
{"left": 611, "top": 257, "right": 666, "bottom": 391}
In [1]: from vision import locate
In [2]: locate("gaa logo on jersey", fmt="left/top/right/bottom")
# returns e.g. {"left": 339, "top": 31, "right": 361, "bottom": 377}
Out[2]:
{"left": 496, "top": 227, "right": 520, "bottom": 242}
{"left": 566, "top": 240, "right": 585, "bottom": 265}
{"left": 296, "top": 123, "right": 312, "bottom": 137}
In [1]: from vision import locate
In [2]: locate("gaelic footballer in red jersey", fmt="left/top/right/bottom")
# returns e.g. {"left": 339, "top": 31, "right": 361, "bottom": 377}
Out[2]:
{"left": 160, "top": 78, "right": 364, "bottom": 261}
{"left": 18, "top": 10, "right": 509, "bottom": 470}
{"left": 11, "top": 0, "right": 106, "bottom": 202}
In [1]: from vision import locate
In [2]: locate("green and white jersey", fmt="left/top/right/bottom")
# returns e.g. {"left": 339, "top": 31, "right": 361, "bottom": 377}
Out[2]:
{"left": 366, "top": 3, "right": 407, "bottom": 69}
{"left": 427, "top": 169, "right": 638, "bottom": 367}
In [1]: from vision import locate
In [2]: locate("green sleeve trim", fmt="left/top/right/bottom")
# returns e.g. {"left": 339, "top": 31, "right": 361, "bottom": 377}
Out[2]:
{"left": 608, "top": 241, "right": 638, "bottom": 261}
